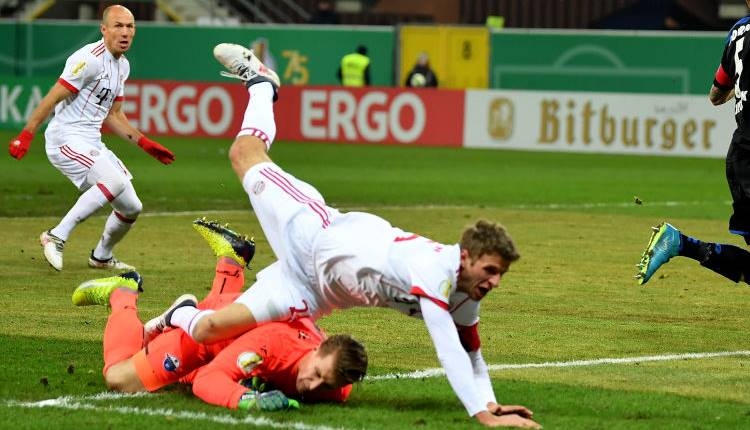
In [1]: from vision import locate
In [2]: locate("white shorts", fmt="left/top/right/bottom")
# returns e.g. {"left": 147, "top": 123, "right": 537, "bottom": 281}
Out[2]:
{"left": 238, "top": 162, "right": 407, "bottom": 319}
{"left": 44, "top": 132, "right": 132, "bottom": 191}
{"left": 234, "top": 261, "right": 324, "bottom": 323}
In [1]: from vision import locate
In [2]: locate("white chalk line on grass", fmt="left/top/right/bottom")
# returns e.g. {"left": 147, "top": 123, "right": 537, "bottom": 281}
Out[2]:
{"left": 7, "top": 392, "right": 346, "bottom": 430}
{"left": 370, "top": 350, "right": 750, "bottom": 380}
{"left": 1, "top": 199, "right": 730, "bottom": 221}
{"left": 6, "top": 350, "right": 749, "bottom": 426}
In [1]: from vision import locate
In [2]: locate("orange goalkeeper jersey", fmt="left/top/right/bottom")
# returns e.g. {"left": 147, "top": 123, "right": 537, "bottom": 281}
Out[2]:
{"left": 191, "top": 317, "right": 351, "bottom": 409}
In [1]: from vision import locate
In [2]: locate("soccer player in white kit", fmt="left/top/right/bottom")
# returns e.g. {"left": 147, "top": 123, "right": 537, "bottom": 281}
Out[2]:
{"left": 159, "top": 43, "right": 540, "bottom": 428}
{"left": 7, "top": 5, "right": 174, "bottom": 271}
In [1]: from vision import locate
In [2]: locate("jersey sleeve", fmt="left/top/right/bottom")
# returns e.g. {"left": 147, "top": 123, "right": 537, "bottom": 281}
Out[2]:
{"left": 191, "top": 334, "right": 265, "bottom": 409}
{"left": 419, "top": 296, "right": 488, "bottom": 416}
{"left": 117, "top": 58, "right": 130, "bottom": 100}
{"left": 58, "top": 50, "right": 97, "bottom": 94}
{"left": 407, "top": 255, "right": 456, "bottom": 309}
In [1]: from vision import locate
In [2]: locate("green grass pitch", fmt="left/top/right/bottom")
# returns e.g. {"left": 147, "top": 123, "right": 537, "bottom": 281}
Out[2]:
{"left": 1, "top": 130, "right": 749, "bottom": 429}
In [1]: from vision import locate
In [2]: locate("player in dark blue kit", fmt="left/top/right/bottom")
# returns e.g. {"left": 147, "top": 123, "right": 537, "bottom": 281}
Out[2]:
{"left": 636, "top": 2, "right": 750, "bottom": 286}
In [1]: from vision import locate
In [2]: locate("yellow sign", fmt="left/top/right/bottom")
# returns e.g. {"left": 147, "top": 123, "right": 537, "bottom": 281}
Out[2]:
{"left": 400, "top": 26, "right": 488, "bottom": 89}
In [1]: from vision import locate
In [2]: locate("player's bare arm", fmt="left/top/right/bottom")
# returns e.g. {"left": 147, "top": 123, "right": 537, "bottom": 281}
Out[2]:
{"left": 709, "top": 84, "right": 734, "bottom": 106}
{"left": 104, "top": 101, "right": 142, "bottom": 143}
{"left": 8, "top": 82, "right": 73, "bottom": 159}
{"left": 105, "top": 101, "right": 175, "bottom": 164}
{"left": 24, "top": 83, "right": 73, "bottom": 134}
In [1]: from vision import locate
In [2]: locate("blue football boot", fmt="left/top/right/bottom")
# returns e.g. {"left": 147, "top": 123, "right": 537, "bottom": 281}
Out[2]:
{"left": 636, "top": 222, "right": 681, "bottom": 285}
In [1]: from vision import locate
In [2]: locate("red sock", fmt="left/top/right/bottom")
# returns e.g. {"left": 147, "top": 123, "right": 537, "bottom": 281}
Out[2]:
{"left": 202, "top": 257, "right": 245, "bottom": 307}
{"left": 102, "top": 289, "right": 143, "bottom": 375}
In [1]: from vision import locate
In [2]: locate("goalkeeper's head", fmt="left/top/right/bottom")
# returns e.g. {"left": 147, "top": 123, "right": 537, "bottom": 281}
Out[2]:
{"left": 296, "top": 334, "right": 368, "bottom": 394}
{"left": 320, "top": 334, "right": 368, "bottom": 385}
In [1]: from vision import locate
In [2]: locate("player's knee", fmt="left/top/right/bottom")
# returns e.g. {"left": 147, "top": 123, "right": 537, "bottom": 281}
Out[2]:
{"left": 104, "top": 366, "right": 140, "bottom": 393}
{"left": 113, "top": 192, "right": 142, "bottom": 219}
{"left": 94, "top": 177, "right": 127, "bottom": 201}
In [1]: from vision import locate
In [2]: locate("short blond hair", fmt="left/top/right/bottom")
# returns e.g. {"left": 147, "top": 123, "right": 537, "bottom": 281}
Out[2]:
{"left": 460, "top": 219, "right": 519, "bottom": 262}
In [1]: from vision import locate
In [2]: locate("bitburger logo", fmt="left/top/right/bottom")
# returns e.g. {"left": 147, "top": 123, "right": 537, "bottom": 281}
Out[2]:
{"left": 488, "top": 97, "right": 513, "bottom": 141}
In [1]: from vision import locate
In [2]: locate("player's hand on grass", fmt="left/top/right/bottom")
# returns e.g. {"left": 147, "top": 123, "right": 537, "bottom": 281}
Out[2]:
{"left": 9, "top": 130, "right": 33, "bottom": 160}
{"left": 475, "top": 410, "right": 542, "bottom": 428}
{"left": 487, "top": 402, "right": 534, "bottom": 419}
{"left": 137, "top": 135, "right": 175, "bottom": 164}
{"left": 238, "top": 389, "right": 300, "bottom": 412}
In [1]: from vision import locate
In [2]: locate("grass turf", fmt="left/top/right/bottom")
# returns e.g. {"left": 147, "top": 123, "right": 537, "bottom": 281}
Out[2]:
{"left": 0, "top": 131, "right": 748, "bottom": 429}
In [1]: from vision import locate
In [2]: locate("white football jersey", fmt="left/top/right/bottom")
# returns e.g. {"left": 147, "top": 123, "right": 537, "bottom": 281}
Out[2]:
{"left": 45, "top": 39, "right": 129, "bottom": 146}
{"left": 313, "top": 211, "right": 479, "bottom": 326}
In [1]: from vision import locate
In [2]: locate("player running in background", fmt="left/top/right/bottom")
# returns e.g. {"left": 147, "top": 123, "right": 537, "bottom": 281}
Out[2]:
{"left": 636, "top": 2, "right": 750, "bottom": 286}
{"left": 7, "top": 4, "right": 174, "bottom": 271}
{"left": 72, "top": 219, "right": 367, "bottom": 411}
{"left": 157, "top": 42, "right": 540, "bottom": 429}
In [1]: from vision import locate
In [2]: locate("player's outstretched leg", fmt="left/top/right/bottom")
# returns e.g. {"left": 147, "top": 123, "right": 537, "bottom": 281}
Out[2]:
{"left": 88, "top": 250, "right": 136, "bottom": 271}
{"left": 635, "top": 222, "right": 681, "bottom": 285}
{"left": 636, "top": 223, "right": 750, "bottom": 284}
{"left": 192, "top": 218, "right": 256, "bottom": 268}
{"left": 40, "top": 230, "right": 65, "bottom": 271}
{"left": 142, "top": 293, "right": 198, "bottom": 343}
{"left": 213, "top": 43, "right": 280, "bottom": 94}
{"left": 72, "top": 271, "right": 143, "bottom": 306}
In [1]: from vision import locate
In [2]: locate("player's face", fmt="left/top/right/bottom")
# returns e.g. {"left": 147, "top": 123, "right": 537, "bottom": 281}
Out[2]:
{"left": 296, "top": 349, "right": 340, "bottom": 394}
{"left": 456, "top": 251, "right": 510, "bottom": 301}
{"left": 101, "top": 7, "right": 135, "bottom": 57}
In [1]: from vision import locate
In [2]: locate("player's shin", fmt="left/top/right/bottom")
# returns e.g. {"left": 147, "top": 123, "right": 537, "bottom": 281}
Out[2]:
{"left": 699, "top": 243, "right": 750, "bottom": 283}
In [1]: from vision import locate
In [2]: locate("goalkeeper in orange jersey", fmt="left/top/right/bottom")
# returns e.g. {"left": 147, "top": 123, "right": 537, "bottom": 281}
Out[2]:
{"left": 72, "top": 219, "right": 367, "bottom": 412}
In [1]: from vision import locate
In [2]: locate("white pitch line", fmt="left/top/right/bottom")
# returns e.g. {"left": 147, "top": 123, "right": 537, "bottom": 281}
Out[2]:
{"left": 7, "top": 393, "right": 347, "bottom": 430}
{"left": 1, "top": 199, "right": 729, "bottom": 221}
{"left": 369, "top": 350, "right": 750, "bottom": 380}
{"left": 6, "top": 351, "right": 749, "bottom": 426}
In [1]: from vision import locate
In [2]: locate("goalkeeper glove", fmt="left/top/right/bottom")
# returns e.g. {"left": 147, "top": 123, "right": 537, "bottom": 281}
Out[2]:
{"left": 240, "top": 376, "right": 268, "bottom": 392}
{"left": 137, "top": 135, "right": 175, "bottom": 165}
{"left": 237, "top": 389, "right": 300, "bottom": 412}
{"left": 9, "top": 130, "right": 33, "bottom": 160}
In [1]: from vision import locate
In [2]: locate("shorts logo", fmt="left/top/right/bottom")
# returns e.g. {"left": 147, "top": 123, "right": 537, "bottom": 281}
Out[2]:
{"left": 89, "top": 149, "right": 99, "bottom": 157}
{"left": 252, "top": 180, "right": 265, "bottom": 195}
{"left": 237, "top": 351, "right": 262, "bottom": 374}
{"left": 163, "top": 353, "right": 180, "bottom": 372}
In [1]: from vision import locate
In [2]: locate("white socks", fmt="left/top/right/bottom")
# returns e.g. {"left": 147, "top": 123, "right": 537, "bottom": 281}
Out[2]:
{"left": 51, "top": 185, "right": 108, "bottom": 240}
{"left": 237, "top": 82, "right": 276, "bottom": 149}
{"left": 92, "top": 211, "right": 133, "bottom": 260}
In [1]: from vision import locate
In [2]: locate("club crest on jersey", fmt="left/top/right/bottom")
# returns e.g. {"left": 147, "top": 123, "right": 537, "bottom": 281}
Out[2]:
{"left": 71, "top": 61, "right": 86, "bottom": 77}
{"left": 163, "top": 353, "right": 180, "bottom": 372}
{"left": 237, "top": 351, "right": 262, "bottom": 374}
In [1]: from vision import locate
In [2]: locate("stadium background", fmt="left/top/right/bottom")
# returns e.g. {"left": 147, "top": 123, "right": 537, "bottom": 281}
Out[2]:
{"left": 1, "top": 1, "right": 749, "bottom": 429}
